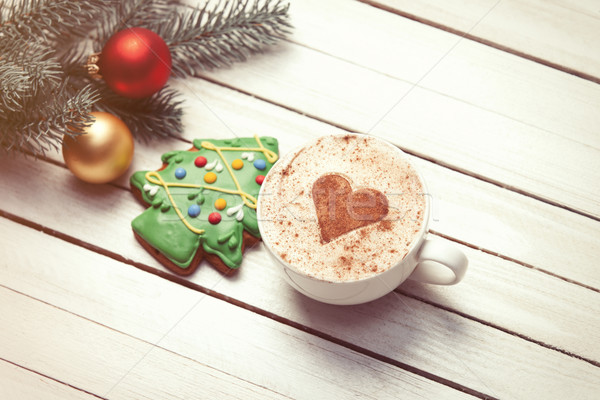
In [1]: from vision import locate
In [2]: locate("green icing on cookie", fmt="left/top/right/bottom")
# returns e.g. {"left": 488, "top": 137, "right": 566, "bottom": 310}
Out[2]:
{"left": 131, "top": 136, "right": 279, "bottom": 272}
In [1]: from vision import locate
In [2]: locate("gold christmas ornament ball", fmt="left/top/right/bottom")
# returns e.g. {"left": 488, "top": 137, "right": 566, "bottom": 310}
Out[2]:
{"left": 62, "top": 112, "right": 134, "bottom": 184}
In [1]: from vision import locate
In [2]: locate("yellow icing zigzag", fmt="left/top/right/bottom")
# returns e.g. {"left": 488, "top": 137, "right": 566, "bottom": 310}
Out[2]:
{"left": 200, "top": 135, "right": 278, "bottom": 209}
{"left": 201, "top": 135, "right": 278, "bottom": 163}
{"left": 145, "top": 171, "right": 206, "bottom": 235}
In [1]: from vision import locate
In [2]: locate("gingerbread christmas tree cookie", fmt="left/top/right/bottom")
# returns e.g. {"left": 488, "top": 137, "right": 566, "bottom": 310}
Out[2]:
{"left": 130, "top": 135, "right": 279, "bottom": 275}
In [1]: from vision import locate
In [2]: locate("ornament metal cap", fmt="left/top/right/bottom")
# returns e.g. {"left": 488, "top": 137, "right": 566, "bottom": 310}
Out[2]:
{"left": 85, "top": 52, "right": 102, "bottom": 80}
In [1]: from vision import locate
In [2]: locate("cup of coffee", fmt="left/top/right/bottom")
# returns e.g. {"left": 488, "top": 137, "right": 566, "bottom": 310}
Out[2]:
{"left": 257, "top": 133, "right": 467, "bottom": 305}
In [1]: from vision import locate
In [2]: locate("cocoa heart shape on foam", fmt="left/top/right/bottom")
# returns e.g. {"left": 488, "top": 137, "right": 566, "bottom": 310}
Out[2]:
{"left": 312, "top": 173, "right": 389, "bottom": 243}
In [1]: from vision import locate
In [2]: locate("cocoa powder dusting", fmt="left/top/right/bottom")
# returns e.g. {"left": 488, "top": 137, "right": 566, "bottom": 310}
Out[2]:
{"left": 281, "top": 147, "right": 305, "bottom": 177}
{"left": 380, "top": 220, "right": 393, "bottom": 231}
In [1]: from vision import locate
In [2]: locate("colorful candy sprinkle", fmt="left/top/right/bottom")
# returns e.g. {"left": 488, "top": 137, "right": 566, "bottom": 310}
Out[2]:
{"left": 231, "top": 159, "right": 244, "bottom": 170}
{"left": 204, "top": 172, "right": 217, "bottom": 184}
{"left": 241, "top": 152, "right": 254, "bottom": 162}
{"left": 214, "top": 198, "right": 227, "bottom": 210}
{"left": 255, "top": 175, "right": 265, "bottom": 185}
{"left": 205, "top": 160, "right": 217, "bottom": 170}
{"left": 253, "top": 159, "right": 266, "bottom": 170}
{"left": 175, "top": 168, "right": 186, "bottom": 179}
{"left": 188, "top": 204, "right": 201, "bottom": 218}
{"left": 194, "top": 156, "right": 207, "bottom": 167}
{"left": 144, "top": 184, "right": 159, "bottom": 196}
{"left": 208, "top": 212, "right": 221, "bottom": 225}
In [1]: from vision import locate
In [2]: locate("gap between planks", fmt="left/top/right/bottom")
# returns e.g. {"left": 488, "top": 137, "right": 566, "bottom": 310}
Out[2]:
{"left": 358, "top": 0, "right": 600, "bottom": 85}
{"left": 0, "top": 357, "right": 107, "bottom": 400}
{"left": 396, "top": 284, "right": 600, "bottom": 369}
{"left": 2, "top": 205, "right": 598, "bottom": 373}
{"left": 429, "top": 229, "right": 600, "bottom": 294}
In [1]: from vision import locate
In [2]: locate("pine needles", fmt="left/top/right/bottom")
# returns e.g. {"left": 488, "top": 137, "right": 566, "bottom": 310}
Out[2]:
{"left": 0, "top": 0, "right": 291, "bottom": 156}
{"left": 164, "top": 1, "right": 292, "bottom": 76}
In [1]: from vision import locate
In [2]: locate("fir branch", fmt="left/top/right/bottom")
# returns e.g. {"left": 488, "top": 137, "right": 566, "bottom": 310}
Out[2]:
{"left": 0, "top": 37, "right": 61, "bottom": 113}
{"left": 92, "top": 85, "right": 184, "bottom": 141}
{"left": 0, "top": 80, "right": 98, "bottom": 155}
{"left": 156, "top": 0, "right": 292, "bottom": 77}
{"left": 0, "top": 58, "right": 60, "bottom": 112}
{"left": 91, "top": 0, "right": 182, "bottom": 49}
{"left": 0, "top": 0, "right": 116, "bottom": 42}
{"left": 117, "top": 0, "right": 182, "bottom": 31}
{"left": 62, "top": 57, "right": 184, "bottom": 141}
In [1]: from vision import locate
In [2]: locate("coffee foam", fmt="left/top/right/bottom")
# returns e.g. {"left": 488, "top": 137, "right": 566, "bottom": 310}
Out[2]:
{"left": 258, "top": 134, "right": 426, "bottom": 282}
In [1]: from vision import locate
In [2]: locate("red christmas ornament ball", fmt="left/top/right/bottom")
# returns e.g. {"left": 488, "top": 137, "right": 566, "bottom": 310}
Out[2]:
{"left": 99, "top": 27, "right": 171, "bottom": 99}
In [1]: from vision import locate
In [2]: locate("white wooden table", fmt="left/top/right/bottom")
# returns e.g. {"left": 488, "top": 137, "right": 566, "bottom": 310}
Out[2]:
{"left": 2, "top": 1, "right": 600, "bottom": 399}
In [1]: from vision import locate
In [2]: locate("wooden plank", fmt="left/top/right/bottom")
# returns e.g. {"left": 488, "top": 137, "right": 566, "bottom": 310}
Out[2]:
{"left": 0, "top": 359, "right": 98, "bottom": 400}
{"left": 399, "top": 237, "right": 600, "bottom": 361}
{"left": 36, "top": 78, "right": 600, "bottom": 290}
{"left": 0, "top": 220, "right": 473, "bottom": 400}
{"left": 0, "top": 287, "right": 151, "bottom": 397}
{"left": 371, "top": 84, "right": 600, "bottom": 217}
{"left": 2, "top": 218, "right": 599, "bottom": 399}
{"left": 195, "top": 0, "right": 600, "bottom": 217}
{"left": 291, "top": 0, "right": 460, "bottom": 84}
{"left": 290, "top": 0, "right": 600, "bottom": 151}
{"left": 413, "top": 154, "right": 600, "bottom": 291}
{"left": 365, "top": 0, "right": 600, "bottom": 80}
{"left": 109, "top": 349, "right": 289, "bottom": 400}
{"left": 0, "top": 286, "right": 292, "bottom": 400}
{"left": 362, "top": 0, "right": 499, "bottom": 32}
{"left": 163, "top": 285, "right": 600, "bottom": 400}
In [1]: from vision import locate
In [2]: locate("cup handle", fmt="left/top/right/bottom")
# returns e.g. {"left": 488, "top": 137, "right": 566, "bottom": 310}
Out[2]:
{"left": 408, "top": 239, "right": 468, "bottom": 285}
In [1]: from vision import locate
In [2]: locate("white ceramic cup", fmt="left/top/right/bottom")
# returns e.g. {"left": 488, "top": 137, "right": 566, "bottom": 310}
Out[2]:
{"left": 257, "top": 134, "right": 468, "bottom": 305}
